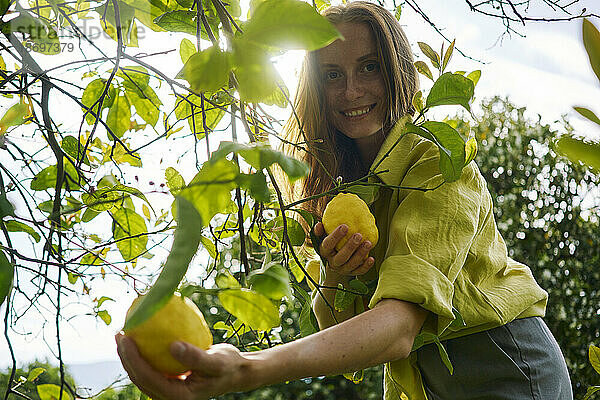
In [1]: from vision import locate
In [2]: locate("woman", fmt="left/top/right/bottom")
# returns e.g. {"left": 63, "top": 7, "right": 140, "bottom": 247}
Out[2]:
{"left": 116, "top": 2, "right": 573, "bottom": 399}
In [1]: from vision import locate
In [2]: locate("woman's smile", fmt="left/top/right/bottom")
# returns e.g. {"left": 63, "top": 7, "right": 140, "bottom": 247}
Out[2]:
{"left": 341, "top": 104, "right": 377, "bottom": 118}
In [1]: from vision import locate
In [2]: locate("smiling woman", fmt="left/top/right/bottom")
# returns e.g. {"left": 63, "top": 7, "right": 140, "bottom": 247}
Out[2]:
{"left": 115, "top": 2, "right": 573, "bottom": 400}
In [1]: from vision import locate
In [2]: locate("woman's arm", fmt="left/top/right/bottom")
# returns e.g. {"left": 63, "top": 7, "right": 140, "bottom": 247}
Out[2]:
{"left": 311, "top": 222, "right": 375, "bottom": 328}
{"left": 116, "top": 298, "right": 427, "bottom": 400}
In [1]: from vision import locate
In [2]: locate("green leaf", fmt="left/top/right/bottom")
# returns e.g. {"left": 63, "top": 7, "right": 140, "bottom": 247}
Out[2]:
{"left": 345, "top": 184, "right": 378, "bottom": 205}
{"left": 590, "top": 345, "right": 600, "bottom": 374}
{"left": 154, "top": 10, "right": 197, "bottom": 35}
{"left": 179, "top": 38, "right": 196, "bottom": 64}
{"left": 465, "top": 137, "right": 477, "bottom": 165}
{"left": 0, "top": 0, "right": 9, "bottom": 17}
{"left": 574, "top": 106, "right": 600, "bottom": 126}
{"left": 61, "top": 136, "right": 91, "bottom": 166}
{"left": 218, "top": 288, "right": 280, "bottom": 331}
{"left": 236, "top": 171, "right": 271, "bottom": 203}
{"left": 555, "top": 136, "right": 600, "bottom": 172}
{"left": 182, "top": 47, "right": 231, "bottom": 93}
{"left": 242, "top": 0, "right": 342, "bottom": 51}
{"left": 433, "top": 337, "right": 453, "bottom": 374}
{"left": 27, "top": 367, "right": 45, "bottom": 382}
{"left": 584, "top": 386, "right": 600, "bottom": 400}
{"left": 406, "top": 122, "right": 466, "bottom": 182}
{"left": 106, "top": 96, "right": 131, "bottom": 138}
{"left": 299, "top": 298, "right": 318, "bottom": 337}
{"left": 97, "top": 309, "right": 112, "bottom": 325}
{"left": 80, "top": 248, "right": 108, "bottom": 266}
{"left": 174, "top": 93, "right": 227, "bottom": 136}
{"left": 412, "top": 90, "right": 424, "bottom": 113}
{"left": 36, "top": 384, "right": 71, "bottom": 400}
{"left": 0, "top": 250, "right": 13, "bottom": 308}
{"left": 165, "top": 167, "right": 186, "bottom": 196}
{"left": 82, "top": 190, "right": 120, "bottom": 212}
{"left": 30, "top": 162, "right": 83, "bottom": 192}
{"left": 118, "top": 66, "right": 150, "bottom": 95}
{"left": 448, "top": 307, "right": 466, "bottom": 331}
{"left": 442, "top": 39, "right": 455, "bottom": 72}
{"left": 122, "top": 0, "right": 175, "bottom": 32}
{"left": 0, "top": 194, "right": 15, "bottom": 219}
{"left": 290, "top": 208, "right": 315, "bottom": 230}
{"left": 82, "top": 79, "right": 117, "bottom": 125}
{"left": 343, "top": 369, "right": 364, "bottom": 384}
{"left": 414, "top": 61, "right": 433, "bottom": 81}
{"left": 232, "top": 38, "right": 280, "bottom": 103}
{"left": 248, "top": 262, "right": 292, "bottom": 300}
{"left": 348, "top": 279, "right": 368, "bottom": 295}
{"left": 83, "top": 184, "right": 151, "bottom": 213}
{"left": 179, "top": 158, "right": 237, "bottom": 225}
{"left": 111, "top": 207, "right": 148, "bottom": 261}
{"left": 211, "top": 141, "right": 309, "bottom": 181}
{"left": 466, "top": 70, "right": 481, "bottom": 86}
{"left": 129, "top": 92, "right": 159, "bottom": 126}
{"left": 68, "top": 273, "right": 78, "bottom": 284}
{"left": 4, "top": 220, "right": 41, "bottom": 242}
{"left": 96, "top": 1, "right": 137, "bottom": 46}
{"left": 583, "top": 18, "right": 600, "bottom": 84}
{"left": 30, "top": 165, "right": 57, "bottom": 191}
{"left": 426, "top": 72, "right": 474, "bottom": 111}
{"left": 264, "top": 215, "right": 306, "bottom": 246}
{"left": 418, "top": 42, "right": 440, "bottom": 69}
{"left": 0, "top": 102, "right": 29, "bottom": 132}
{"left": 334, "top": 283, "right": 355, "bottom": 312}
{"left": 215, "top": 271, "right": 241, "bottom": 289}
{"left": 395, "top": 4, "right": 401, "bottom": 20}
{"left": 294, "top": 284, "right": 319, "bottom": 336}
{"left": 123, "top": 197, "right": 203, "bottom": 331}
{"left": 200, "top": 235, "right": 217, "bottom": 259}
{"left": 96, "top": 296, "right": 114, "bottom": 308}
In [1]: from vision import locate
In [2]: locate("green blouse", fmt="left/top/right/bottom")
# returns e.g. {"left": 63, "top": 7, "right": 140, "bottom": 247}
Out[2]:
{"left": 361, "top": 117, "right": 548, "bottom": 399}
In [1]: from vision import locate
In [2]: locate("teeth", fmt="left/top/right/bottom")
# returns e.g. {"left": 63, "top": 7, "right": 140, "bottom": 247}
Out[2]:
{"left": 343, "top": 106, "right": 371, "bottom": 117}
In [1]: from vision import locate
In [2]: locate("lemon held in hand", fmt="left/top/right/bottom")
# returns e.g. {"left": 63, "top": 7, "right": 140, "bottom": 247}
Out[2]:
{"left": 322, "top": 193, "right": 379, "bottom": 251}
{"left": 123, "top": 293, "right": 212, "bottom": 376}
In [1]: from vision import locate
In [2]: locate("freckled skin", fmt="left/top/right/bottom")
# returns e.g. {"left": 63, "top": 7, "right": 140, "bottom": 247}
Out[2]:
{"left": 317, "top": 22, "right": 386, "bottom": 143}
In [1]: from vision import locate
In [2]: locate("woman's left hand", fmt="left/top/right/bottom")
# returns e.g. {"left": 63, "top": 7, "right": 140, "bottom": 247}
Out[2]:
{"left": 115, "top": 333, "right": 250, "bottom": 400}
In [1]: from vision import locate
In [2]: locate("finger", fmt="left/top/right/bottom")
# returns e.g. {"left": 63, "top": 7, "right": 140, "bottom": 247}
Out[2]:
{"left": 331, "top": 233, "right": 363, "bottom": 269}
{"left": 116, "top": 334, "right": 188, "bottom": 400}
{"left": 115, "top": 334, "right": 164, "bottom": 398}
{"left": 350, "top": 256, "right": 375, "bottom": 276}
{"left": 171, "top": 342, "right": 237, "bottom": 377}
{"left": 170, "top": 341, "right": 219, "bottom": 377}
{"left": 313, "top": 221, "right": 325, "bottom": 237}
{"left": 320, "top": 224, "right": 348, "bottom": 258}
{"left": 342, "top": 240, "right": 373, "bottom": 274}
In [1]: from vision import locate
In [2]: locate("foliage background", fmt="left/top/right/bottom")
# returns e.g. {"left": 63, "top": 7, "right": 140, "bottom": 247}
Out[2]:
{"left": 0, "top": 0, "right": 599, "bottom": 399}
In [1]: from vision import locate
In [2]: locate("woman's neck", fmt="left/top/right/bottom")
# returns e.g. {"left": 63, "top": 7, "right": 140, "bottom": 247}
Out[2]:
{"left": 354, "top": 130, "right": 386, "bottom": 171}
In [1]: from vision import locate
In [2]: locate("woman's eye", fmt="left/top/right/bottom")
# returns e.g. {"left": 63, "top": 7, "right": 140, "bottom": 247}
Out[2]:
{"left": 362, "top": 62, "right": 379, "bottom": 73}
{"left": 325, "top": 71, "right": 340, "bottom": 81}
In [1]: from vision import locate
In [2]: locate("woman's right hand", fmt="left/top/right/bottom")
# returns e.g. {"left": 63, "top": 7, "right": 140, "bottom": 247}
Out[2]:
{"left": 313, "top": 222, "right": 374, "bottom": 277}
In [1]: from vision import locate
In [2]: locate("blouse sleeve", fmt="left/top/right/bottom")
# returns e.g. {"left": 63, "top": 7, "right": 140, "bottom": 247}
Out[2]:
{"left": 368, "top": 140, "right": 485, "bottom": 335}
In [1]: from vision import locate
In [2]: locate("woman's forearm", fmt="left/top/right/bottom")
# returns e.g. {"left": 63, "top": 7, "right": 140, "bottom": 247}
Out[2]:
{"left": 312, "top": 271, "right": 355, "bottom": 328}
{"left": 238, "top": 299, "right": 428, "bottom": 393}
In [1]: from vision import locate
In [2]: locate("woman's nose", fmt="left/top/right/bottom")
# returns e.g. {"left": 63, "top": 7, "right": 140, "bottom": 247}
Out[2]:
{"left": 344, "top": 75, "right": 364, "bottom": 101}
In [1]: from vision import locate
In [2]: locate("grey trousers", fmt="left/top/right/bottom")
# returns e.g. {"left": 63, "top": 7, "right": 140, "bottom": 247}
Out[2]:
{"left": 416, "top": 317, "right": 573, "bottom": 400}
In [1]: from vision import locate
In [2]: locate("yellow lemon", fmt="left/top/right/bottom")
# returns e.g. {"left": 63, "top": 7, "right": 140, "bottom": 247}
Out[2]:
{"left": 305, "top": 259, "right": 321, "bottom": 291}
{"left": 123, "top": 293, "right": 212, "bottom": 376}
{"left": 322, "top": 193, "right": 378, "bottom": 251}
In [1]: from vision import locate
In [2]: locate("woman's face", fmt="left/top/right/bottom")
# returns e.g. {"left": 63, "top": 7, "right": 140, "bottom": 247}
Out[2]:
{"left": 317, "top": 22, "right": 386, "bottom": 140}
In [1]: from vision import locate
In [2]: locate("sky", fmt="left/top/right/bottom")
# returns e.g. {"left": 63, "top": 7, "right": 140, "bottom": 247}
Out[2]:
{"left": 1, "top": 0, "right": 599, "bottom": 383}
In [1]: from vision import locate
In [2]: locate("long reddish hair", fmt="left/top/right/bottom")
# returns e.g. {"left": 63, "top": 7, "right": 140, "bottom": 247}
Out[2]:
{"left": 281, "top": 1, "right": 419, "bottom": 216}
